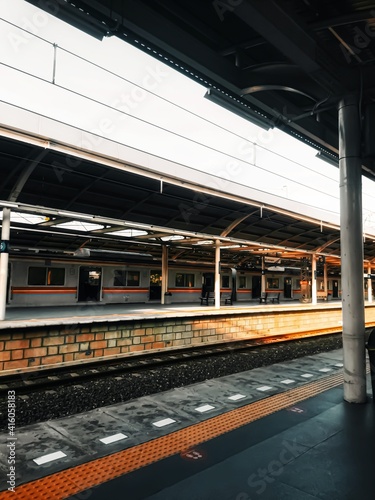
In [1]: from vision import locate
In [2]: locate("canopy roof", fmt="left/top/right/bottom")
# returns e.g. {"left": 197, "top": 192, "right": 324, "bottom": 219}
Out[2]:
{"left": 0, "top": 133, "right": 368, "bottom": 273}
{"left": 25, "top": 0, "right": 375, "bottom": 177}
{"left": 4, "top": 1, "right": 375, "bottom": 273}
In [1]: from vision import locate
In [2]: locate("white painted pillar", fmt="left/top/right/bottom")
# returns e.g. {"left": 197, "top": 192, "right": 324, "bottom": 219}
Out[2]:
{"left": 261, "top": 256, "right": 266, "bottom": 293}
{"left": 368, "top": 264, "right": 372, "bottom": 303}
{"left": 323, "top": 260, "right": 328, "bottom": 298}
{"left": 215, "top": 239, "right": 220, "bottom": 309}
{"left": 311, "top": 254, "right": 317, "bottom": 305}
{"left": 0, "top": 208, "right": 11, "bottom": 320}
{"left": 161, "top": 245, "right": 168, "bottom": 304}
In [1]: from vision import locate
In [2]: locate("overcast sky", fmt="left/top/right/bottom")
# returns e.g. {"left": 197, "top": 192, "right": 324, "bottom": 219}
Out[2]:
{"left": 1, "top": 0, "right": 375, "bottom": 233}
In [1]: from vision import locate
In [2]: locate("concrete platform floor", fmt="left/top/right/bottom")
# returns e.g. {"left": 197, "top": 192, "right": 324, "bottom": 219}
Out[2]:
{"left": 0, "top": 299, "right": 344, "bottom": 330}
{"left": 1, "top": 348, "right": 374, "bottom": 499}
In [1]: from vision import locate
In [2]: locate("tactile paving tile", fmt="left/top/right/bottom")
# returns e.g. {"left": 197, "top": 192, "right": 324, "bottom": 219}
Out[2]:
{"left": 0, "top": 371, "right": 347, "bottom": 500}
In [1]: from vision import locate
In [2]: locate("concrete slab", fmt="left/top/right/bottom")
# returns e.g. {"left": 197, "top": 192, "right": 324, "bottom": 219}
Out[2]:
{"left": 47, "top": 408, "right": 138, "bottom": 456}
{"left": 3, "top": 422, "right": 96, "bottom": 485}
{"left": 102, "top": 396, "right": 192, "bottom": 441}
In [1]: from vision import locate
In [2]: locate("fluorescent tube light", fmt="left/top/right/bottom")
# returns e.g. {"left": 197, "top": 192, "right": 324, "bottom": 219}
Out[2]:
{"left": 315, "top": 151, "right": 339, "bottom": 167}
{"left": 1, "top": 202, "right": 19, "bottom": 209}
{"left": 57, "top": 211, "right": 94, "bottom": 220}
{"left": 204, "top": 88, "right": 273, "bottom": 130}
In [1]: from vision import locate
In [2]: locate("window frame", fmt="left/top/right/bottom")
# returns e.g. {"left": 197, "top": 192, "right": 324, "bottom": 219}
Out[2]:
{"left": 27, "top": 266, "right": 65, "bottom": 286}
{"left": 175, "top": 272, "right": 195, "bottom": 288}
{"left": 113, "top": 269, "right": 140, "bottom": 287}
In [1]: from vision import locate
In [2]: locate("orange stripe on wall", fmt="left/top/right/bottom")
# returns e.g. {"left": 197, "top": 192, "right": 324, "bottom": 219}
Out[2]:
{"left": 103, "top": 288, "right": 148, "bottom": 293}
{"left": 12, "top": 288, "right": 77, "bottom": 294}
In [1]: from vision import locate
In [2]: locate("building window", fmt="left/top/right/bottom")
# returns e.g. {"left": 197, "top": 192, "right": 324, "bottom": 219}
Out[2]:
{"left": 238, "top": 276, "right": 246, "bottom": 289}
{"left": 114, "top": 270, "right": 126, "bottom": 286}
{"left": 47, "top": 268, "right": 65, "bottom": 285}
{"left": 175, "top": 273, "right": 195, "bottom": 287}
{"left": 113, "top": 270, "right": 140, "bottom": 286}
{"left": 267, "top": 278, "right": 279, "bottom": 289}
{"left": 127, "top": 271, "right": 140, "bottom": 286}
{"left": 28, "top": 267, "right": 65, "bottom": 286}
{"left": 222, "top": 275, "right": 230, "bottom": 288}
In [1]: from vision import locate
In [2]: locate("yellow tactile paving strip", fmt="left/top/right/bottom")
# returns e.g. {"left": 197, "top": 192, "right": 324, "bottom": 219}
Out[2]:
{"left": 0, "top": 371, "right": 352, "bottom": 500}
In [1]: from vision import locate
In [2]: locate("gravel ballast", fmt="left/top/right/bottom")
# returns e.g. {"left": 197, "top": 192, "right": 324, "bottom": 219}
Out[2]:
{"left": 0, "top": 334, "right": 344, "bottom": 430}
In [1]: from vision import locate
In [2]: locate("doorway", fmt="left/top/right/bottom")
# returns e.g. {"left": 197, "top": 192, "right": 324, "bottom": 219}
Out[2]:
{"left": 78, "top": 267, "right": 102, "bottom": 302}
{"left": 332, "top": 280, "right": 339, "bottom": 299}
{"left": 202, "top": 272, "right": 214, "bottom": 294}
{"left": 7, "top": 263, "right": 11, "bottom": 303}
{"left": 284, "top": 277, "right": 292, "bottom": 299}
{"left": 252, "top": 275, "right": 261, "bottom": 299}
{"left": 149, "top": 269, "right": 162, "bottom": 300}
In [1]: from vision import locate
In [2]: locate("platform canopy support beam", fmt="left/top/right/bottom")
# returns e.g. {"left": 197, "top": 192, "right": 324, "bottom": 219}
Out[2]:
{"left": 311, "top": 254, "right": 317, "bottom": 305}
{"left": 161, "top": 245, "right": 169, "bottom": 305}
{"left": 339, "top": 95, "right": 367, "bottom": 403}
{"left": 368, "top": 265, "right": 373, "bottom": 303}
{"left": 261, "top": 256, "right": 266, "bottom": 294}
{"left": 215, "top": 239, "right": 221, "bottom": 309}
{"left": 0, "top": 207, "right": 11, "bottom": 321}
{"left": 323, "top": 260, "right": 328, "bottom": 298}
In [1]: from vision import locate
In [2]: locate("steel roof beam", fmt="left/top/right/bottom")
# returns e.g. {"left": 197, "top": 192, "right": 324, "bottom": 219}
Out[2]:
{"left": 0, "top": 199, "right": 339, "bottom": 258}
{"left": 234, "top": 0, "right": 349, "bottom": 94}
{"left": 28, "top": 0, "right": 243, "bottom": 88}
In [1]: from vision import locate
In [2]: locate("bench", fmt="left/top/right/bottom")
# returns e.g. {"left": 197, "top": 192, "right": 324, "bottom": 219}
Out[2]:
{"left": 317, "top": 291, "right": 327, "bottom": 300}
{"left": 222, "top": 293, "right": 233, "bottom": 305}
{"left": 259, "top": 292, "right": 280, "bottom": 304}
{"left": 200, "top": 291, "right": 215, "bottom": 305}
{"left": 200, "top": 292, "right": 234, "bottom": 305}
{"left": 268, "top": 292, "right": 280, "bottom": 303}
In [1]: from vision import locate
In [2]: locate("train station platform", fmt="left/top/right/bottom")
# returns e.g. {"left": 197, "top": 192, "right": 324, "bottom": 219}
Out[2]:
{"left": 0, "top": 347, "right": 373, "bottom": 499}
{"left": 0, "top": 299, "right": 344, "bottom": 330}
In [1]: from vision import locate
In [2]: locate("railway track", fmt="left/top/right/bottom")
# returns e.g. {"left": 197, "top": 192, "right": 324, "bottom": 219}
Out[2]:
{"left": 0, "top": 329, "right": 350, "bottom": 431}
{"left": 0, "top": 327, "right": 346, "bottom": 394}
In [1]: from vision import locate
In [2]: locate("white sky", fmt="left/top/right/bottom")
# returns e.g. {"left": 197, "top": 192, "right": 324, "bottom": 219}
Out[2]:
{"left": 1, "top": 0, "right": 375, "bottom": 232}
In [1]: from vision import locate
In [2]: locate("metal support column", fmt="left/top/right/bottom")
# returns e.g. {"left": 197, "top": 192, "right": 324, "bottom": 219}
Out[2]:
{"left": 368, "top": 265, "right": 372, "bottom": 303}
{"left": 339, "top": 95, "right": 367, "bottom": 403}
{"left": 323, "top": 261, "right": 328, "bottom": 299}
{"left": 261, "top": 256, "right": 266, "bottom": 293}
{"left": 0, "top": 208, "right": 11, "bottom": 320}
{"left": 311, "top": 254, "right": 317, "bottom": 305}
{"left": 215, "top": 239, "right": 220, "bottom": 309}
{"left": 161, "top": 245, "right": 168, "bottom": 304}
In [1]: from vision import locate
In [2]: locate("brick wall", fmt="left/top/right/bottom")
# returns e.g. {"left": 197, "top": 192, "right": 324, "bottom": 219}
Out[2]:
{"left": 2, "top": 304, "right": 375, "bottom": 373}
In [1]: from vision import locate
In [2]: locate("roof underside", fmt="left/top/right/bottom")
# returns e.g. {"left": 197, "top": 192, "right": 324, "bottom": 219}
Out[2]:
{"left": 25, "top": 0, "right": 375, "bottom": 177}
{"left": 4, "top": 0, "right": 375, "bottom": 272}
{"left": 0, "top": 133, "right": 371, "bottom": 273}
